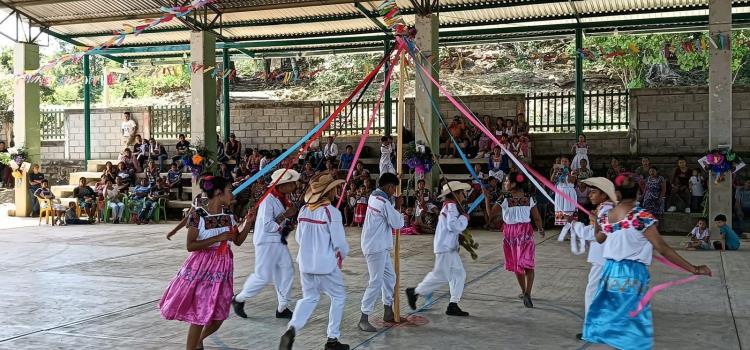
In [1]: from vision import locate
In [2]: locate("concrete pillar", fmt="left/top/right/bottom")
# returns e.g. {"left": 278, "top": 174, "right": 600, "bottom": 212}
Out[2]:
{"left": 13, "top": 43, "right": 40, "bottom": 217}
{"left": 414, "top": 13, "right": 440, "bottom": 190}
{"left": 190, "top": 31, "right": 217, "bottom": 196}
{"left": 708, "top": 0, "right": 732, "bottom": 239}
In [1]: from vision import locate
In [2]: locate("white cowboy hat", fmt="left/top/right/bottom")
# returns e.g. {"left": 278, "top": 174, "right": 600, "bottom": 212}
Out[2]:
{"left": 437, "top": 181, "right": 472, "bottom": 199}
{"left": 269, "top": 169, "right": 301, "bottom": 187}
{"left": 581, "top": 177, "right": 618, "bottom": 204}
{"left": 304, "top": 173, "right": 345, "bottom": 204}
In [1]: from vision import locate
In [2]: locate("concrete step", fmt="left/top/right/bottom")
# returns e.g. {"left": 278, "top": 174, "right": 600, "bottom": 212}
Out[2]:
{"left": 51, "top": 185, "right": 77, "bottom": 198}
{"left": 166, "top": 200, "right": 192, "bottom": 209}
{"left": 86, "top": 160, "right": 118, "bottom": 172}
{"left": 69, "top": 172, "right": 103, "bottom": 186}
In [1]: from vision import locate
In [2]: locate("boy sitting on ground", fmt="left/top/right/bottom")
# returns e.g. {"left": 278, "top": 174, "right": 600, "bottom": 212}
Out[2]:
{"left": 686, "top": 218, "right": 711, "bottom": 250}
{"left": 713, "top": 214, "right": 741, "bottom": 251}
{"left": 64, "top": 202, "right": 93, "bottom": 225}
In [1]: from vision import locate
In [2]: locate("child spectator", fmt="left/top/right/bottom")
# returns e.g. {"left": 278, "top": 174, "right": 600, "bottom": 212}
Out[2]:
{"left": 102, "top": 161, "right": 116, "bottom": 182}
{"left": 300, "top": 161, "right": 316, "bottom": 184}
{"left": 173, "top": 134, "right": 191, "bottom": 166}
{"left": 34, "top": 179, "right": 66, "bottom": 225}
{"left": 442, "top": 116, "right": 466, "bottom": 157}
{"left": 510, "top": 135, "right": 524, "bottom": 160}
{"left": 104, "top": 179, "right": 125, "bottom": 224}
{"left": 353, "top": 186, "right": 368, "bottom": 227}
{"left": 476, "top": 125, "right": 492, "bottom": 159}
{"left": 713, "top": 214, "right": 740, "bottom": 250}
{"left": 259, "top": 150, "right": 271, "bottom": 170}
{"left": 488, "top": 147, "right": 505, "bottom": 182}
{"left": 249, "top": 149, "right": 262, "bottom": 174}
{"left": 225, "top": 133, "right": 241, "bottom": 163}
{"left": 380, "top": 136, "right": 396, "bottom": 174}
{"left": 686, "top": 218, "right": 711, "bottom": 250}
{"left": 64, "top": 201, "right": 93, "bottom": 225}
{"left": 131, "top": 178, "right": 152, "bottom": 224}
{"left": 353, "top": 161, "right": 371, "bottom": 187}
{"left": 145, "top": 160, "right": 160, "bottom": 187}
{"left": 115, "top": 176, "right": 129, "bottom": 195}
{"left": 73, "top": 177, "right": 96, "bottom": 220}
{"left": 574, "top": 159, "right": 593, "bottom": 181}
{"left": 343, "top": 182, "right": 357, "bottom": 226}
{"left": 689, "top": 169, "right": 705, "bottom": 213}
{"left": 325, "top": 159, "right": 338, "bottom": 178}
{"left": 736, "top": 178, "right": 750, "bottom": 233}
{"left": 502, "top": 119, "right": 515, "bottom": 137}
{"left": 217, "top": 162, "right": 233, "bottom": 183}
{"left": 167, "top": 163, "right": 183, "bottom": 200}
{"left": 339, "top": 145, "right": 354, "bottom": 171}
{"left": 495, "top": 117, "right": 505, "bottom": 136}
{"left": 147, "top": 138, "right": 169, "bottom": 171}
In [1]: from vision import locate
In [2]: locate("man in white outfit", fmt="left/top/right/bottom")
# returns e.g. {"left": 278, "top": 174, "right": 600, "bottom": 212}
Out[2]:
{"left": 280, "top": 173, "right": 350, "bottom": 350}
{"left": 379, "top": 136, "right": 395, "bottom": 175}
{"left": 358, "top": 173, "right": 405, "bottom": 332}
{"left": 323, "top": 136, "right": 338, "bottom": 160}
{"left": 233, "top": 169, "right": 300, "bottom": 319}
{"left": 406, "top": 181, "right": 471, "bottom": 317}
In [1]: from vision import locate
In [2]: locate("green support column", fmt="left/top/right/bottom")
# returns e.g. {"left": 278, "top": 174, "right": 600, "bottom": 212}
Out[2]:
{"left": 575, "top": 28, "right": 584, "bottom": 136}
{"left": 222, "top": 48, "right": 231, "bottom": 142}
{"left": 83, "top": 55, "right": 91, "bottom": 168}
{"left": 384, "top": 40, "right": 392, "bottom": 136}
{"left": 12, "top": 43, "right": 40, "bottom": 217}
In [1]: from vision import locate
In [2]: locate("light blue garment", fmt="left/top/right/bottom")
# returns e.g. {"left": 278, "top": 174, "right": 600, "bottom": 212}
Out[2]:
{"left": 583, "top": 259, "right": 653, "bottom": 350}
{"left": 721, "top": 225, "right": 740, "bottom": 250}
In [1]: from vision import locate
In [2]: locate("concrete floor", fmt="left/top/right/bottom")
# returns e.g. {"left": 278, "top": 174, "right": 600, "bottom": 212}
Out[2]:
{"left": 0, "top": 216, "right": 747, "bottom": 350}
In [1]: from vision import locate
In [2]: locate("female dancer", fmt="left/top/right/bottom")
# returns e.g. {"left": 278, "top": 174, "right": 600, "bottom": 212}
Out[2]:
{"left": 485, "top": 172, "right": 545, "bottom": 308}
{"left": 159, "top": 176, "right": 253, "bottom": 350}
{"left": 583, "top": 174, "right": 711, "bottom": 350}
{"left": 552, "top": 157, "right": 577, "bottom": 226}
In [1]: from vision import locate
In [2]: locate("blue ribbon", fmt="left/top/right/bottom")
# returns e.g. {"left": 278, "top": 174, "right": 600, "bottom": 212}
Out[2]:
{"left": 467, "top": 194, "right": 484, "bottom": 214}
{"left": 232, "top": 114, "right": 334, "bottom": 196}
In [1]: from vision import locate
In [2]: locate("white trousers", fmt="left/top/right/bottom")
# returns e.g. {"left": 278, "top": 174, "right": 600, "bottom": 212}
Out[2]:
{"left": 360, "top": 250, "right": 396, "bottom": 314}
{"left": 415, "top": 251, "right": 466, "bottom": 303}
{"left": 235, "top": 243, "right": 294, "bottom": 312}
{"left": 584, "top": 263, "right": 603, "bottom": 317}
{"left": 379, "top": 161, "right": 395, "bottom": 175}
{"left": 288, "top": 268, "right": 346, "bottom": 339}
{"left": 108, "top": 202, "right": 125, "bottom": 219}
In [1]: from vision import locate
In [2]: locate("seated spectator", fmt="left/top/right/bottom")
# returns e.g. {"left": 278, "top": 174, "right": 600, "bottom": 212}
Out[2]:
{"left": 116, "top": 161, "right": 135, "bottom": 188}
{"left": 167, "top": 162, "right": 184, "bottom": 200}
{"left": 28, "top": 164, "right": 45, "bottom": 216}
{"left": 172, "top": 134, "right": 190, "bottom": 166}
{"left": 94, "top": 175, "right": 108, "bottom": 219}
{"left": 73, "top": 177, "right": 96, "bottom": 220}
{"left": 353, "top": 161, "right": 370, "bottom": 187}
{"left": 259, "top": 150, "right": 271, "bottom": 170}
{"left": 0, "top": 141, "right": 11, "bottom": 188}
{"left": 339, "top": 145, "right": 354, "bottom": 171}
{"left": 606, "top": 158, "right": 625, "bottom": 182}
{"left": 689, "top": 169, "right": 705, "bottom": 213}
{"left": 515, "top": 112, "right": 530, "bottom": 137}
{"left": 118, "top": 147, "right": 141, "bottom": 173}
{"left": 325, "top": 159, "right": 338, "bottom": 179}
{"left": 713, "top": 214, "right": 740, "bottom": 250}
{"left": 225, "top": 133, "right": 241, "bottom": 163}
{"left": 147, "top": 138, "right": 168, "bottom": 171}
{"left": 144, "top": 160, "right": 160, "bottom": 187}
{"left": 64, "top": 201, "right": 93, "bottom": 225}
{"left": 133, "top": 135, "right": 147, "bottom": 169}
{"left": 300, "top": 161, "right": 316, "bottom": 184}
{"left": 476, "top": 124, "right": 493, "bottom": 159}
{"left": 34, "top": 179, "right": 66, "bottom": 225}
{"left": 323, "top": 136, "right": 338, "bottom": 160}
{"left": 248, "top": 149, "right": 261, "bottom": 174}
{"left": 115, "top": 176, "right": 129, "bottom": 195}
{"left": 102, "top": 161, "right": 116, "bottom": 182}
{"left": 217, "top": 162, "right": 233, "bottom": 183}
{"left": 495, "top": 117, "right": 505, "bottom": 136}
{"left": 735, "top": 178, "right": 750, "bottom": 232}
{"left": 686, "top": 218, "right": 710, "bottom": 250}
{"left": 502, "top": 118, "right": 515, "bottom": 137}
{"left": 442, "top": 116, "right": 466, "bottom": 157}
{"left": 130, "top": 178, "right": 152, "bottom": 224}
{"left": 667, "top": 157, "right": 692, "bottom": 213}
{"left": 574, "top": 158, "right": 593, "bottom": 181}
{"left": 216, "top": 133, "right": 229, "bottom": 163}
{"left": 488, "top": 147, "right": 506, "bottom": 182}
{"left": 104, "top": 179, "right": 125, "bottom": 224}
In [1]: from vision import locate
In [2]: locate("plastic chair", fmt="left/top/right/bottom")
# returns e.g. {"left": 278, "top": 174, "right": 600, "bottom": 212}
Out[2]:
{"left": 152, "top": 197, "right": 168, "bottom": 223}
{"left": 36, "top": 196, "right": 53, "bottom": 225}
{"left": 123, "top": 197, "right": 136, "bottom": 224}
{"left": 102, "top": 199, "right": 112, "bottom": 223}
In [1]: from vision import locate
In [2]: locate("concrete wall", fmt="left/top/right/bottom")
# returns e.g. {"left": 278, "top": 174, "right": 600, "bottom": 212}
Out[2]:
{"left": 229, "top": 101, "right": 319, "bottom": 151}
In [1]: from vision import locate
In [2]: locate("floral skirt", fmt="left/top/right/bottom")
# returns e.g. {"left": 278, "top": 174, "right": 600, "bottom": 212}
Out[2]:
{"left": 159, "top": 247, "right": 234, "bottom": 326}
{"left": 354, "top": 203, "right": 367, "bottom": 224}
{"left": 502, "top": 222, "right": 535, "bottom": 274}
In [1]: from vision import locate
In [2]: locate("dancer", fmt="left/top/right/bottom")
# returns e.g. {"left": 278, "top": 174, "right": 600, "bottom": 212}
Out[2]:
{"left": 558, "top": 177, "right": 617, "bottom": 339}
{"left": 406, "top": 181, "right": 471, "bottom": 317}
{"left": 358, "top": 173, "right": 405, "bottom": 332}
{"left": 232, "top": 169, "right": 300, "bottom": 319}
{"left": 159, "top": 176, "right": 252, "bottom": 350}
{"left": 484, "top": 172, "right": 544, "bottom": 308}
{"left": 280, "top": 173, "right": 350, "bottom": 350}
{"left": 571, "top": 134, "right": 589, "bottom": 171}
{"left": 379, "top": 136, "right": 396, "bottom": 175}
{"left": 552, "top": 157, "right": 577, "bottom": 226}
{"left": 583, "top": 174, "right": 711, "bottom": 350}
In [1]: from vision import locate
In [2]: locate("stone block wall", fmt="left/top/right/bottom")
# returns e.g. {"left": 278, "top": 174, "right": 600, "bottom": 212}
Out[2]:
{"left": 229, "top": 101, "right": 320, "bottom": 151}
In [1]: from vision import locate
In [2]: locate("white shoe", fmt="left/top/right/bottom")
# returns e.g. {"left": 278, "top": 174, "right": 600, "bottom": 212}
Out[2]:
{"left": 685, "top": 208, "right": 691, "bottom": 213}
{"left": 667, "top": 206, "right": 677, "bottom": 212}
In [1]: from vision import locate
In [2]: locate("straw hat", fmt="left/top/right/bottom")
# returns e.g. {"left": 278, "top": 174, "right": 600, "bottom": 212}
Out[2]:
{"left": 581, "top": 177, "right": 618, "bottom": 204}
{"left": 437, "top": 181, "right": 472, "bottom": 199}
{"left": 304, "top": 173, "right": 345, "bottom": 203}
{"left": 269, "top": 169, "right": 301, "bottom": 187}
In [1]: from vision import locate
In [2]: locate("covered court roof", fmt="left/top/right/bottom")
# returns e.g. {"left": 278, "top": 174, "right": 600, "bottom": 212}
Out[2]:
{"left": 3, "top": 0, "right": 750, "bottom": 60}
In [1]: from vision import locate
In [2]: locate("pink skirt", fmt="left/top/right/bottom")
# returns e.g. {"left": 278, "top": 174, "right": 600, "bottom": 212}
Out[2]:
{"left": 503, "top": 222, "right": 535, "bottom": 274}
{"left": 354, "top": 203, "right": 367, "bottom": 224}
{"left": 159, "top": 247, "right": 234, "bottom": 325}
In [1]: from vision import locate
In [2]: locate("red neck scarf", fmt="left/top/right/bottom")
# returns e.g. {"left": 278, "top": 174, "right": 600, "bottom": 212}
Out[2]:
{"left": 270, "top": 188, "right": 291, "bottom": 208}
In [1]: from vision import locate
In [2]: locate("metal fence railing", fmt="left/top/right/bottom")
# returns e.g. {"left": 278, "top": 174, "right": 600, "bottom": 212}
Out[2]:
{"left": 41, "top": 109, "right": 66, "bottom": 141}
{"left": 320, "top": 99, "right": 399, "bottom": 136}
{"left": 151, "top": 105, "right": 191, "bottom": 140}
{"left": 526, "top": 89, "right": 629, "bottom": 133}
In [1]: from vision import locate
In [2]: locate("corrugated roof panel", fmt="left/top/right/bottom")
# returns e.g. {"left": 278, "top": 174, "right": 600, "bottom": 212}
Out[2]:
{"left": 224, "top": 18, "right": 378, "bottom": 39}
{"left": 19, "top": 0, "right": 161, "bottom": 23}
{"left": 52, "top": 20, "right": 186, "bottom": 37}
{"left": 222, "top": 3, "right": 358, "bottom": 22}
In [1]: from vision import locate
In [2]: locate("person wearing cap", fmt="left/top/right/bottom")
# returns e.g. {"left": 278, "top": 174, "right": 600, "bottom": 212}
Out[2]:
{"left": 557, "top": 177, "right": 617, "bottom": 339}
{"left": 405, "top": 180, "right": 471, "bottom": 317}
{"left": 485, "top": 172, "right": 545, "bottom": 308}
{"left": 233, "top": 169, "right": 300, "bottom": 319}
{"left": 280, "top": 173, "right": 350, "bottom": 350}
{"left": 358, "top": 173, "right": 405, "bottom": 332}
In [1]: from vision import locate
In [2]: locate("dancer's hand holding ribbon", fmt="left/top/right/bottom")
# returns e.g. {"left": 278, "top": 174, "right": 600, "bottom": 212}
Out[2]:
{"left": 693, "top": 265, "right": 712, "bottom": 276}
{"left": 336, "top": 251, "right": 343, "bottom": 270}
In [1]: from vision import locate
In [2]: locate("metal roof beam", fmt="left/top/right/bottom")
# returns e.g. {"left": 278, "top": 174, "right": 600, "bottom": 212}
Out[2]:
{"left": 354, "top": 2, "right": 388, "bottom": 33}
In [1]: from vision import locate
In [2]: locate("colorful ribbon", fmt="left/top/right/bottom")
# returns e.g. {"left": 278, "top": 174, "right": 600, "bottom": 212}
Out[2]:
{"left": 628, "top": 255, "right": 703, "bottom": 317}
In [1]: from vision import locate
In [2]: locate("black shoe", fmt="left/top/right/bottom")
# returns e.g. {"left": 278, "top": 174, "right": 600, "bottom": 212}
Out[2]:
{"left": 279, "top": 327, "right": 295, "bottom": 350}
{"left": 576, "top": 333, "right": 583, "bottom": 340}
{"left": 405, "top": 288, "right": 418, "bottom": 310}
{"left": 232, "top": 294, "right": 248, "bottom": 318}
{"left": 324, "top": 338, "right": 350, "bottom": 350}
{"left": 383, "top": 305, "right": 395, "bottom": 323}
{"left": 357, "top": 313, "right": 377, "bottom": 332}
{"left": 276, "top": 308, "right": 293, "bottom": 319}
{"left": 523, "top": 294, "right": 534, "bottom": 308}
{"left": 445, "top": 302, "right": 469, "bottom": 316}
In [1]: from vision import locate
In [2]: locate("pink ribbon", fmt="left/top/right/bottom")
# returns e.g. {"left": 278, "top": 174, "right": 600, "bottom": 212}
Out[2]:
{"left": 628, "top": 255, "right": 703, "bottom": 317}
{"left": 337, "top": 44, "right": 404, "bottom": 208}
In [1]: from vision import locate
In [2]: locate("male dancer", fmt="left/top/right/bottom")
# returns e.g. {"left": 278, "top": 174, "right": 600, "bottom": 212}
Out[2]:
{"left": 358, "top": 173, "right": 404, "bottom": 332}
{"left": 280, "top": 173, "right": 350, "bottom": 350}
{"left": 406, "top": 181, "right": 471, "bottom": 317}
{"left": 233, "top": 169, "right": 300, "bottom": 318}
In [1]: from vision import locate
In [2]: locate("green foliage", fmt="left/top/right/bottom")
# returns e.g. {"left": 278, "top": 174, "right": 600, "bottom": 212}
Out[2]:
{"left": 306, "top": 53, "right": 380, "bottom": 99}
{"left": 235, "top": 59, "right": 265, "bottom": 77}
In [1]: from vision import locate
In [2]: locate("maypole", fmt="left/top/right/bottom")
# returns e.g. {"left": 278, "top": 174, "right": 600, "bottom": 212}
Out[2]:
{"left": 393, "top": 52, "right": 407, "bottom": 323}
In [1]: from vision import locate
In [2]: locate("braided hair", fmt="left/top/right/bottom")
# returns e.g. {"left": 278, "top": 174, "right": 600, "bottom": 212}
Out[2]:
{"left": 199, "top": 176, "right": 228, "bottom": 199}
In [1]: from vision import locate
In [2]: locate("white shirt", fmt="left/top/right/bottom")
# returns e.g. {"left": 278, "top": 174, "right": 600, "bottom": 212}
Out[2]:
{"left": 434, "top": 202, "right": 468, "bottom": 254}
{"left": 253, "top": 193, "right": 285, "bottom": 245}
{"left": 323, "top": 143, "right": 338, "bottom": 158}
{"left": 689, "top": 176, "right": 704, "bottom": 196}
{"left": 121, "top": 119, "right": 136, "bottom": 137}
{"left": 380, "top": 143, "right": 393, "bottom": 165}
{"left": 601, "top": 208, "right": 657, "bottom": 265}
{"left": 196, "top": 213, "right": 236, "bottom": 248}
{"left": 585, "top": 202, "right": 614, "bottom": 265}
{"left": 499, "top": 196, "right": 536, "bottom": 225}
{"left": 105, "top": 187, "right": 120, "bottom": 201}
{"left": 361, "top": 192, "right": 405, "bottom": 255}
{"left": 295, "top": 205, "right": 350, "bottom": 274}
{"left": 690, "top": 227, "right": 709, "bottom": 240}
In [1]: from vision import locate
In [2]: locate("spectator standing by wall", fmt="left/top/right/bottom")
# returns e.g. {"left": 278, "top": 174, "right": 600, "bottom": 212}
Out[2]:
{"left": 121, "top": 112, "right": 137, "bottom": 147}
{"left": 667, "top": 158, "right": 692, "bottom": 213}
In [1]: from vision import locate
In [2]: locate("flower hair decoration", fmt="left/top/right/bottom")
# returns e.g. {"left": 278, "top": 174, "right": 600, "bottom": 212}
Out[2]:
{"left": 515, "top": 173, "right": 525, "bottom": 183}
{"left": 614, "top": 172, "right": 633, "bottom": 187}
